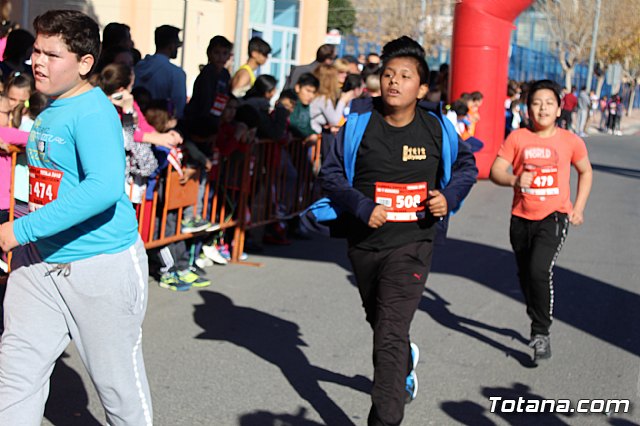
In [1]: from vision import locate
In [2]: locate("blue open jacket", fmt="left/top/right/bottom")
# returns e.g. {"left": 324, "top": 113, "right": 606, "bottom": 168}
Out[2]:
{"left": 316, "top": 97, "right": 478, "bottom": 238}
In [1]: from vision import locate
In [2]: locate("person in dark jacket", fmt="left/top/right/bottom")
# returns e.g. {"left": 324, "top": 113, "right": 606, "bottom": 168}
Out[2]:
{"left": 242, "top": 74, "right": 289, "bottom": 141}
{"left": 319, "top": 36, "right": 477, "bottom": 426}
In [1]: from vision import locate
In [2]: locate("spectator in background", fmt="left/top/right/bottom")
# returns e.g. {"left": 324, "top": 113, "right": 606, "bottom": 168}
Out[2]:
{"left": 559, "top": 86, "right": 577, "bottom": 131}
{"left": 284, "top": 43, "right": 335, "bottom": 89}
{"left": 95, "top": 45, "right": 135, "bottom": 73}
{"left": 341, "top": 55, "right": 361, "bottom": 74}
{"left": 184, "top": 35, "right": 233, "bottom": 132}
{"left": 598, "top": 95, "right": 608, "bottom": 132}
{"left": 0, "top": 29, "right": 34, "bottom": 80}
{"left": 288, "top": 72, "right": 319, "bottom": 140}
{"left": 334, "top": 58, "right": 350, "bottom": 88}
{"left": 243, "top": 74, "right": 289, "bottom": 141}
{"left": 0, "top": 0, "right": 18, "bottom": 60}
{"left": 576, "top": 86, "right": 590, "bottom": 137}
{"left": 134, "top": 25, "right": 187, "bottom": 118}
{"left": 607, "top": 94, "right": 623, "bottom": 135}
{"left": 230, "top": 36, "right": 271, "bottom": 98}
{"left": 102, "top": 22, "right": 133, "bottom": 52}
{"left": 365, "top": 52, "right": 380, "bottom": 66}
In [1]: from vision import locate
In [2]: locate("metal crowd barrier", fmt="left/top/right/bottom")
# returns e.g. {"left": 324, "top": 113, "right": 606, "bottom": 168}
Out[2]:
{"left": 4, "top": 135, "right": 323, "bottom": 271}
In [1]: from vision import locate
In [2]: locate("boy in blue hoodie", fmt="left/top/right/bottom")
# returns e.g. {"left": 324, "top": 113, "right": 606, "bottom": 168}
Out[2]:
{"left": 319, "top": 36, "right": 477, "bottom": 426}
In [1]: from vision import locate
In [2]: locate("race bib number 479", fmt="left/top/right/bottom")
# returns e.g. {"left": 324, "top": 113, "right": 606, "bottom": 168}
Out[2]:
{"left": 522, "top": 166, "right": 559, "bottom": 196}
{"left": 29, "top": 166, "right": 63, "bottom": 212}
{"left": 375, "top": 181, "right": 427, "bottom": 222}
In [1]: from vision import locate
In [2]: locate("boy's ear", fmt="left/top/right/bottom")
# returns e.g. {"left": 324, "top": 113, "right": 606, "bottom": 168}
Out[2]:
{"left": 294, "top": 84, "right": 300, "bottom": 94}
{"left": 417, "top": 83, "right": 429, "bottom": 100}
{"left": 78, "top": 54, "right": 95, "bottom": 78}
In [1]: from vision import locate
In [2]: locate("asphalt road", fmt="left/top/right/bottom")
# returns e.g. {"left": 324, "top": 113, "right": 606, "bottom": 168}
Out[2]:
{"left": 41, "top": 132, "right": 639, "bottom": 426}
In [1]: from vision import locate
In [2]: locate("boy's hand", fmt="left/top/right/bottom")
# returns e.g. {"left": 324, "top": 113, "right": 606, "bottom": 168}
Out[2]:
{"left": 427, "top": 190, "right": 448, "bottom": 217}
{"left": 569, "top": 209, "right": 584, "bottom": 226}
{"left": 179, "top": 167, "right": 198, "bottom": 185}
{"left": 368, "top": 205, "right": 389, "bottom": 228}
{"left": 515, "top": 171, "right": 534, "bottom": 188}
{"left": 0, "top": 222, "right": 19, "bottom": 252}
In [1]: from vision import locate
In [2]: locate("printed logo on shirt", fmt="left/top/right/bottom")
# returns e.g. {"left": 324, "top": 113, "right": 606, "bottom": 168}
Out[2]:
{"left": 402, "top": 146, "right": 427, "bottom": 162}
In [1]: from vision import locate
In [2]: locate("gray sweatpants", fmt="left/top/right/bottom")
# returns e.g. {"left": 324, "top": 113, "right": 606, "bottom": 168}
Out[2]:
{"left": 0, "top": 238, "right": 153, "bottom": 426}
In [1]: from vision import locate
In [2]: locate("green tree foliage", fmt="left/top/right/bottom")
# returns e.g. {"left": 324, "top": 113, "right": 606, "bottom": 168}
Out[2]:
{"left": 328, "top": 0, "right": 356, "bottom": 34}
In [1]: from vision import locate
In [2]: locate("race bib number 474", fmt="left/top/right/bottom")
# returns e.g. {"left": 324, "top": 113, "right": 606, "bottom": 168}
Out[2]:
{"left": 29, "top": 166, "right": 63, "bottom": 212}
{"left": 375, "top": 181, "right": 427, "bottom": 222}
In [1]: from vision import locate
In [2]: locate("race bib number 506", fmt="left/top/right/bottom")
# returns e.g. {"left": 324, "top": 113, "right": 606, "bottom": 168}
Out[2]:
{"left": 375, "top": 181, "right": 427, "bottom": 222}
{"left": 29, "top": 166, "right": 63, "bottom": 212}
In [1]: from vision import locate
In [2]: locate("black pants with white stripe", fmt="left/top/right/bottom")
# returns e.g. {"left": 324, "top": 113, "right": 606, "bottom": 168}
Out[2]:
{"left": 510, "top": 212, "right": 569, "bottom": 337}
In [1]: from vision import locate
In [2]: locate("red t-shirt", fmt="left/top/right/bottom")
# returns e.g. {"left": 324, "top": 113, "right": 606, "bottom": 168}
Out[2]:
{"left": 497, "top": 128, "right": 588, "bottom": 220}
{"left": 562, "top": 93, "right": 578, "bottom": 111}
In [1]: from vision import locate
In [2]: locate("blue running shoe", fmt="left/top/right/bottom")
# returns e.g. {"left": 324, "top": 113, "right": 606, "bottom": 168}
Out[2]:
{"left": 405, "top": 342, "right": 420, "bottom": 404}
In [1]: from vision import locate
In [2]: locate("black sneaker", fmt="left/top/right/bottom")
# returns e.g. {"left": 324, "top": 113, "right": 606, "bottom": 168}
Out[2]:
{"left": 529, "top": 334, "right": 551, "bottom": 361}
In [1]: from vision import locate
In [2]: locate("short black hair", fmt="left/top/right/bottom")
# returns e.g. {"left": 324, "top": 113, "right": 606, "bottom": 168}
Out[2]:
{"left": 450, "top": 100, "right": 468, "bottom": 117}
{"left": 207, "top": 35, "right": 233, "bottom": 54}
{"left": 3, "top": 29, "right": 35, "bottom": 62}
{"left": 527, "top": 79, "right": 562, "bottom": 109}
{"left": 248, "top": 37, "right": 271, "bottom": 56}
{"left": 33, "top": 10, "right": 101, "bottom": 76}
{"left": 155, "top": 25, "right": 181, "bottom": 49}
{"left": 381, "top": 36, "right": 429, "bottom": 85}
{"left": 102, "top": 22, "right": 131, "bottom": 51}
{"left": 279, "top": 89, "right": 298, "bottom": 103}
{"left": 315, "top": 44, "right": 336, "bottom": 62}
{"left": 296, "top": 72, "right": 320, "bottom": 90}
{"left": 342, "top": 73, "right": 363, "bottom": 92}
{"left": 341, "top": 55, "right": 358, "bottom": 65}
{"left": 470, "top": 91, "right": 483, "bottom": 101}
{"left": 245, "top": 74, "right": 278, "bottom": 99}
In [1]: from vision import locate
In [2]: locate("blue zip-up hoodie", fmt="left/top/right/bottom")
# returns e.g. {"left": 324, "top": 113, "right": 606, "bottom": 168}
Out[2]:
{"left": 317, "top": 97, "right": 478, "bottom": 237}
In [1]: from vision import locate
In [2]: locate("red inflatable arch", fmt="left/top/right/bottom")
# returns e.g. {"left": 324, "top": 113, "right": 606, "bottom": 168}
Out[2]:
{"left": 450, "top": 0, "right": 534, "bottom": 178}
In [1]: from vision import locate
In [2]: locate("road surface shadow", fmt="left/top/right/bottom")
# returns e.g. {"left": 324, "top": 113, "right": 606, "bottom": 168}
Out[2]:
{"left": 238, "top": 407, "right": 325, "bottom": 426}
{"left": 193, "top": 290, "right": 371, "bottom": 426}
{"left": 591, "top": 163, "right": 640, "bottom": 179}
{"left": 418, "top": 288, "right": 534, "bottom": 368}
{"left": 260, "top": 236, "right": 639, "bottom": 358}
{"left": 442, "top": 382, "right": 573, "bottom": 425}
{"left": 44, "top": 353, "right": 102, "bottom": 426}
{"left": 431, "top": 238, "right": 640, "bottom": 359}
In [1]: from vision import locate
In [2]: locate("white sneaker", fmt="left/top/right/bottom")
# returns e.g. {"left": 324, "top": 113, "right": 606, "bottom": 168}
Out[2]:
{"left": 202, "top": 244, "right": 228, "bottom": 265}
{"left": 195, "top": 256, "right": 213, "bottom": 268}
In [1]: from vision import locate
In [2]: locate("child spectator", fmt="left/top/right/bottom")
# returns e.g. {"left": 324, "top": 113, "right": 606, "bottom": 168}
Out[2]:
{"left": 4, "top": 71, "right": 33, "bottom": 128}
{"left": 230, "top": 36, "right": 271, "bottom": 98}
{"left": 288, "top": 72, "right": 319, "bottom": 140}
{"left": 184, "top": 35, "right": 233, "bottom": 132}
{"left": 243, "top": 74, "right": 289, "bottom": 141}
{"left": 96, "top": 63, "right": 159, "bottom": 203}
{"left": 0, "top": 94, "right": 28, "bottom": 224}
{"left": 0, "top": 29, "right": 34, "bottom": 80}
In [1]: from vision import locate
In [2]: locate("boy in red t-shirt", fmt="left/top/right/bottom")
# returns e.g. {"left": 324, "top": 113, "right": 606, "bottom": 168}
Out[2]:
{"left": 490, "top": 79, "right": 593, "bottom": 363}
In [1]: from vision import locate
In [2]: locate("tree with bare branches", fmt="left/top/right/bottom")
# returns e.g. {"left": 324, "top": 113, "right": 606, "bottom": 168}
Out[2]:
{"left": 354, "top": 0, "right": 455, "bottom": 58}
{"left": 535, "top": 0, "right": 595, "bottom": 89}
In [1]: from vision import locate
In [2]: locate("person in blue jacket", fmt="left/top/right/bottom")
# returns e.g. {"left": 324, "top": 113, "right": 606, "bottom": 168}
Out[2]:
{"left": 0, "top": 10, "right": 152, "bottom": 425}
{"left": 319, "top": 36, "right": 477, "bottom": 426}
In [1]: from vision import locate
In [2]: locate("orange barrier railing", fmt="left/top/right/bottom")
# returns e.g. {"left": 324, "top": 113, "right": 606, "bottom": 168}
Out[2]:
{"left": 4, "top": 135, "right": 324, "bottom": 269}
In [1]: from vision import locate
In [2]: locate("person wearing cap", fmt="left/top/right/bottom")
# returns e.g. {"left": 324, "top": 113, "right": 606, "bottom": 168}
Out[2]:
{"left": 134, "top": 24, "right": 187, "bottom": 118}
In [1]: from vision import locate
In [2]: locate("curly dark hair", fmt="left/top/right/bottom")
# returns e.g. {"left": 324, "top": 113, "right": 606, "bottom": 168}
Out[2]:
{"left": 33, "top": 10, "right": 100, "bottom": 74}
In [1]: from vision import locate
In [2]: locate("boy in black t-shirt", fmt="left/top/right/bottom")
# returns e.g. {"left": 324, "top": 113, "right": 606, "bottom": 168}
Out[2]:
{"left": 320, "top": 36, "right": 477, "bottom": 425}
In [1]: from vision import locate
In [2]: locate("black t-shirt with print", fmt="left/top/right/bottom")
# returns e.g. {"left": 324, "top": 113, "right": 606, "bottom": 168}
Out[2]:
{"left": 348, "top": 105, "right": 442, "bottom": 250}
